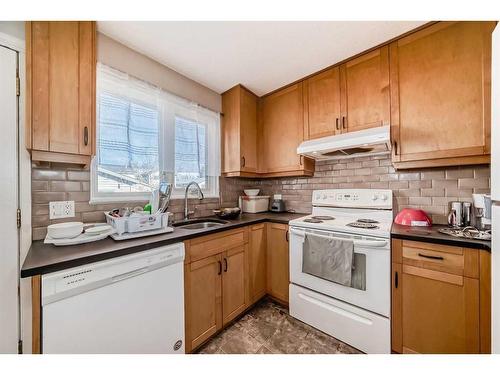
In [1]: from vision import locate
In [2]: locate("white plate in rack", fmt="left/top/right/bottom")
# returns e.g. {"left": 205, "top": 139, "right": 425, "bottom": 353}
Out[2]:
{"left": 110, "top": 226, "right": 174, "bottom": 241}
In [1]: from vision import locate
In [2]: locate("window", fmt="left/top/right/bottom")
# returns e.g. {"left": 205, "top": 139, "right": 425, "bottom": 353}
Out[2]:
{"left": 91, "top": 63, "right": 220, "bottom": 203}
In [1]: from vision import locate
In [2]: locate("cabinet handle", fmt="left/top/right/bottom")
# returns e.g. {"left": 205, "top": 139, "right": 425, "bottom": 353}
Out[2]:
{"left": 342, "top": 116, "right": 346, "bottom": 130}
{"left": 218, "top": 260, "right": 222, "bottom": 275}
{"left": 241, "top": 156, "right": 246, "bottom": 167}
{"left": 84, "top": 126, "right": 89, "bottom": 146}
{"left": 299, "top": 155, "right": 303, "bottom": 166}
{"left": 393, "top": 141, "right": 398, "bottom": 155}
{"left": 395, "top": 271, "right": 399, "bottom": 289}
{"left": 335, "top": 118, "right": 340, "bottom": 130}
{"left": 223, "top": 258, "right": 228, "bottom": 272}
{"left": 286, "top": 231, "right": 289, "bottom": 242}
{"left": 418, "top": 253, "right": 444, "bottom": 261}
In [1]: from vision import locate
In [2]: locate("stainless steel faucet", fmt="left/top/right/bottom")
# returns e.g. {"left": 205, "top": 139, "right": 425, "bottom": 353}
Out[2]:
{"left": 184, "top": 181, "right": 204, "bottom": 220}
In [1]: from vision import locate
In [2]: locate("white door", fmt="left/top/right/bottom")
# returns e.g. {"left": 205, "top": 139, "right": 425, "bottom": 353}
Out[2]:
{"left": 0, "top": 44, "right": 19, "bottom": 353}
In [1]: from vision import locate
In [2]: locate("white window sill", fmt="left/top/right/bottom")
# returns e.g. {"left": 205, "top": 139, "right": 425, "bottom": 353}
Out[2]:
{"left": 89, "top": 194, "right": 220, "bottom": 205}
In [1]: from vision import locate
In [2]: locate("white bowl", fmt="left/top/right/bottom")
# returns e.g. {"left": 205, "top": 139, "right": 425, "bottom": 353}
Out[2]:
{"left": 244, "top": 189, "right": 260, "bottom": 196}
{"left": 47, "top": 222, "right": 84, "bottom": 239}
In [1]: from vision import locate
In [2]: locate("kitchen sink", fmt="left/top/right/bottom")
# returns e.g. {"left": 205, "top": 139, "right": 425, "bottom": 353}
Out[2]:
{"left": 173, "top": 218, "right": 229, "bottom": 230}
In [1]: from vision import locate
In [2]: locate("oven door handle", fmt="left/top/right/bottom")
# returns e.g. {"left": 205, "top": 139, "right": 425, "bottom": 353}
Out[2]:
{"left": 289, "top": 228, "right": 388, "bottom": 248}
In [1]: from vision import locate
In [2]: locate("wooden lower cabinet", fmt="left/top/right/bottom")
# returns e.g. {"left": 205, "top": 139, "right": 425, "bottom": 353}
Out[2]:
{"left": 266, "top": 223, "right": 290, "bottom": 303}
{"left": 222, "top": 245, "right": 249, "bottom": 324}
{"left": 184, "top": 223, "right": 291, "bottom": 352}
{"left": 184, "top": 228, "right": 250, "bottom": 352}
{"left": 249, "top": 224, "right": 267, "bottom": 303}
{"left": 184, "top": 254, "right": 223, "bottom": 352}
{"left": 391, "top": 239, "right": 490, "bottom": 354}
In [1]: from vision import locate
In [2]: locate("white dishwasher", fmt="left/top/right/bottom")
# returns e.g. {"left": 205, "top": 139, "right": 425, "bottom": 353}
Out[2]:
{"left": 41, "top": 243, "right": 185, "bottom": 354}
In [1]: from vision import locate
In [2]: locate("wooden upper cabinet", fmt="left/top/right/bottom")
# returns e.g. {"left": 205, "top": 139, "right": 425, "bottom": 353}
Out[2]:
{"left": 390, "top": 21, "right": 494, "bottom": 169}
{"left": 221, "top": 85, "right": 259, "bottom": 176}
{"left": 260, "top": 83, "right": 314, "bottom": 176}
{"left": 340, "top": 46, "right": 390, "bottom": 133}
{"left": 303, "top": 67, "right": 341, "bottom": 139}
{"left": 26, "top": 21, "right": 96, "bottom": 165}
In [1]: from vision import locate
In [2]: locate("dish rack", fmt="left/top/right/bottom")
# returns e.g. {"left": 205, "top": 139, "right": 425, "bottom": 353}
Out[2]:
{"left": 105, "top": 211, "right": 169, "bottom": 235}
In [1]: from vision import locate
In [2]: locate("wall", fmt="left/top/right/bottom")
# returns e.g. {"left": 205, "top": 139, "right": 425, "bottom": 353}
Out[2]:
{"left": 31, "top": 154, "right": 491, "bottom": 239}
{"left": 227, "top": 154, "right": 491, "bottom": 224}
{"left": 31, "top": 163, "right": 241, "bottom": 240}
{"left": 0, "top": 21, "right": 25, "bottom": 40}
{"left": 97, "top": 32, "right": 221, "bottom": 112}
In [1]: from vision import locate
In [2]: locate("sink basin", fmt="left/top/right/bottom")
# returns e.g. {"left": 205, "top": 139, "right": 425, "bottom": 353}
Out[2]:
{"left": 173, "top": 218, "right": 229, "bottom": 230}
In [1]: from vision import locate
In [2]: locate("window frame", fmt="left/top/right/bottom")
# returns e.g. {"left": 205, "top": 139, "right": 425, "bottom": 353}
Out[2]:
{"left": 90, "top": 63, "right": 220, "bottom": 204}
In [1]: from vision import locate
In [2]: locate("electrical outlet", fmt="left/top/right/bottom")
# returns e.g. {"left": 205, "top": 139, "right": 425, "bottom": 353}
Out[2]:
{"left": 49, "top": 201, "right": 75, "bottom": 220}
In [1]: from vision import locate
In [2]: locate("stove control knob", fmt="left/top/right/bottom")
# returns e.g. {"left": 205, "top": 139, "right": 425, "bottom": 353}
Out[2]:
{"left": 372, "top": 194, "right": 378, "bottom": 201}
{"left": 380, "top": 194, "right": 388, "bottom": 201}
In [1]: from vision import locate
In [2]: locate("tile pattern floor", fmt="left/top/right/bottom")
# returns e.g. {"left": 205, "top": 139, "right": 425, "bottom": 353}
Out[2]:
{"left": 196, "top": 298, "right": 362, "bottom": 354}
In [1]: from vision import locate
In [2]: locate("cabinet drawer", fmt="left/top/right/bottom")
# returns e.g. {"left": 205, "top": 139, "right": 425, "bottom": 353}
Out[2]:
{"left": 400, "top": 240, "right": 478, "bottom": 278}
{"left": 185, "top": 227, "right": 248, "bottom": 263}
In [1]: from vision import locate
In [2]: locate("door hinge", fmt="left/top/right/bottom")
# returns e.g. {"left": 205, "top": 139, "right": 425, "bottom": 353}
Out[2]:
{"left": 16, "top": 209, "right": 21, "bottom": 229}
{"left": 16, "top": 75, "right": 20, "bottom": 97}
{"left": 18, "top": 340, "right": 23, "bottom": 354}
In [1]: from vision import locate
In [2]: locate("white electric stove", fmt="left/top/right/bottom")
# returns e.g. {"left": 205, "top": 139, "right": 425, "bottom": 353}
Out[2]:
{"left": 289, "top": 189, "right": 393, "bottom": 354}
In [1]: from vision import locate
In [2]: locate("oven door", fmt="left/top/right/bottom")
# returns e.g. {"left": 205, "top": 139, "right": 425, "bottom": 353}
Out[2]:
{"left": 289, "top": 226, "right": 390, "bottom": 317}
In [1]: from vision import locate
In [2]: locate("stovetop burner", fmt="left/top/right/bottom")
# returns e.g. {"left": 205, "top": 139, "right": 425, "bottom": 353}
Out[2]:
{"left": 303, "top": 218, "right": 324, "bottom": 223}
{"left": 347, "top": 222, "right": 379, "bottom": 229}
{"left": 357, "top": 218, "right": 379, "bottom": 224}
{"left": 311, "top": 216, "right": 335, "bottom": 221}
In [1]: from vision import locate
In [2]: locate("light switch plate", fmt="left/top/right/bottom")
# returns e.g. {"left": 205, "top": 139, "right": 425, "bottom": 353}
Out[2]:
{"left": 49, "top": 201, "right": 75, "bottom": 219}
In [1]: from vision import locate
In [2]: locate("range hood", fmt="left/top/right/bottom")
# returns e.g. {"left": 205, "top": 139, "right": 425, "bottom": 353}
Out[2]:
{"left": 297, "top": 125, "right": 391, "bottom": 160}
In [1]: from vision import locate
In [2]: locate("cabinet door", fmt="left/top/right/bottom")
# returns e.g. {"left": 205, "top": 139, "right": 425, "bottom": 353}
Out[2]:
{"left": 222, "top": 245, "right": 248, "bottom": 324}
{"left": 221, "top": 85, "right": 258, "bottom": 175}
{"left": 266, "top": 223, "right": 289, "bottom": 303}
{"left": 185, "top": 254, "right": 222, "bottom": 352}
{"left": 396, "top": 264, "right": 480, "bottom": 354}
{"left": 261, "top": 83, "right": 305, "bottom": 173}
{"left": 28, "top": 21, "right": 95, "bottom": 158}
{"left": 303, "top": 67, "right": 341, "bottom": 139}
{"left": 340, "top": 46, "right": 390, "bottom": 133}
{"left": 390, "top": 21, "right": 494, "bottom": 168}
{"left": 249, "top": 224, "right": 267, "bottom": 303}
{"left": 239, "top": 87, "right": 259, "bottom": 173}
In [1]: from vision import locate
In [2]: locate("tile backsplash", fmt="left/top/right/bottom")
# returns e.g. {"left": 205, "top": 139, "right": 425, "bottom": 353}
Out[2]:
{"left": 31, "top": 154, "right": 490, "bottom": 240}
{"left": 230, "top": 155, "right": 490, "bottom": 223}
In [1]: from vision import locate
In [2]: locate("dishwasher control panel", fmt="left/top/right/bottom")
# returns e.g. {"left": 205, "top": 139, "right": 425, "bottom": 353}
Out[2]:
{"left": 42, "top": 243, "right": 185, "bottom": 304}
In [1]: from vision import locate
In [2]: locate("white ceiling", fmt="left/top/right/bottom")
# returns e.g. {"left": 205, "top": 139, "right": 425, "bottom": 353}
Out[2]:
{"left": 97, "top": 21, "right": 427, "bottom": 96}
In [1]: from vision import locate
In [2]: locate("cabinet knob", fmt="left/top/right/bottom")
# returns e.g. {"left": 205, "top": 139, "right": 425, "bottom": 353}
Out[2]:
{"left": 299, "top": 155, "right": 303, "bottom": 166}
{"left": 241, "top": 156, "right": 245, "bottom": 167}
{"left": 286, "top": 230, "right": 289, "bottom": 242}
{"left": 84, "top": 126, "right": 89, "bottom": 146}
{"left": 335, "top": 118, "right": 340, "bottom": 130}
{"left": 342, "top": 116, "right": 346, "bottom": 130}
{"left": 393, "top": 141, "right": 398, "bottom": 155}
{"left": 223, "top": 258, "right": 228, "bottom": 272}
{"left": 218, "top": 260, "right": 222, "bottom": 275}
{"left": 394, "top": 271, "right": 398, "bottom": 288}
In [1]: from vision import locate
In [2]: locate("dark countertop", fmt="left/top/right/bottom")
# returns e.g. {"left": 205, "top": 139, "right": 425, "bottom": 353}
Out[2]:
{"left": 391, "top": 223, "right": 491, "bottom": 251}
{"left": 21, "top": 212, "right": 304, "bottom": 278}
